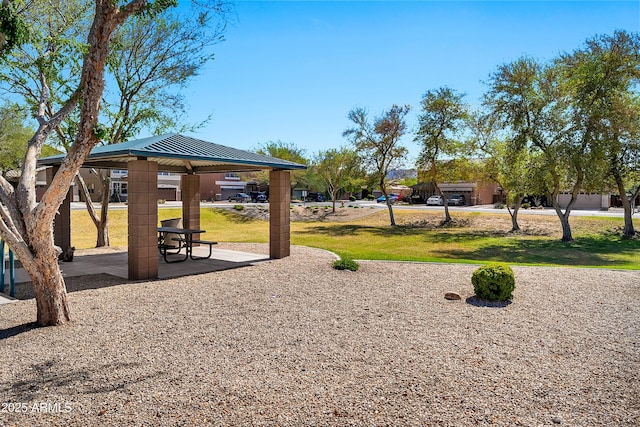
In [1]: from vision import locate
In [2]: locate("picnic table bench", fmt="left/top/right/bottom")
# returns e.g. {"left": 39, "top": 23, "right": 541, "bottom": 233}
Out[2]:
{"left": 157, "top": 227, "right": 217, "bottom": 263}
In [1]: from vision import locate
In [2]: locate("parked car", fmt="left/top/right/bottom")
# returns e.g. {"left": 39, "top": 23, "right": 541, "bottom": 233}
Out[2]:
{"left": 447, "top": 194, "right": 466, "bottom": 206}
{"left": 228, "top": 192, "right": 251, "bottom": 203}
{"left": 305, "top": 192, "right": 326, "bottom": 202}
{"left": 377, "top": 193, "right": 400, "bottom": 203}
{"left": 426, "top": 195, "right": 444, "bottom": 206}
{"left": 254, "top": 193, "right": 268, "bottom": 203}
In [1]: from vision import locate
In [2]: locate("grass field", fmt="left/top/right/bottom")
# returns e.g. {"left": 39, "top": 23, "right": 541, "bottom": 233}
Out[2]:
{"left": 70, "top": 206, "right": 640, "bottom": 270}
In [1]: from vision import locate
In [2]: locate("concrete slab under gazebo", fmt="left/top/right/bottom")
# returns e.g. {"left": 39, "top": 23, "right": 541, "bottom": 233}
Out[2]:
{"left": 38, "top": 134, "right": 306, "bottom": 281}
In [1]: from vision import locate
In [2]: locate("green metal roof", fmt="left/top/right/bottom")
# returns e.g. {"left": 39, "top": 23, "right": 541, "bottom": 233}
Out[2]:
{"left": 38, "top": 133, "right": 307, "bottom": 173}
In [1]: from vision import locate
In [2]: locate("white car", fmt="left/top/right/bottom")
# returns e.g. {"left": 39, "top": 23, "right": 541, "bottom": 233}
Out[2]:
{"left": 426, "top": 195, "right": 444, "bottom": 206}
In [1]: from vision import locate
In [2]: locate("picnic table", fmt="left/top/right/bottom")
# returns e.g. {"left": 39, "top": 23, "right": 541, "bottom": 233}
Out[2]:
{"left": 157, "top": 227, "right": 217, "bottom": 263}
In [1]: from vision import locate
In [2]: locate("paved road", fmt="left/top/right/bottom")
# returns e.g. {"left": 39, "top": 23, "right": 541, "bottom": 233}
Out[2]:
{"left": 70, "top": 200, "right": 634, "bottom": 218}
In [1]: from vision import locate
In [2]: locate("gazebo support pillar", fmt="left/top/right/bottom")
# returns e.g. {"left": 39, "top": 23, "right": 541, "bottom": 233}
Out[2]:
{"left": 128, "top": 159, "right": 158, "bottom": 280}
{"left": 181, "top": 174, "right": 201, "bottom": 241}
{"left": 269, "top": 170, "right": 290, "bottom": 258}
{"left": 48, "top": 166, "right": 72, "bottom": 254}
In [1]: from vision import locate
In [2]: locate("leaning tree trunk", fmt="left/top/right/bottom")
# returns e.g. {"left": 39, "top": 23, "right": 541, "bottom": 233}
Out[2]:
{"left": 558, "top": 214, "right": 573, "bottom": 242}
{"left": 506, "top": 193, "right": 524, "bottom": 232}
{"left": 76, "top": 172, "right": 110, "bottom": 247}
{"left": 386, "top": 198, "right": 396, "bottom": 226}
{"left": 434, "top": 183, "right": 451, "bottom": 223}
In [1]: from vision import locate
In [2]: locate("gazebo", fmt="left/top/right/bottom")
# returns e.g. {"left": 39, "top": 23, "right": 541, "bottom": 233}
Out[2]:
{"left": 38, "top": 134, "right": 306, "bottom": 280}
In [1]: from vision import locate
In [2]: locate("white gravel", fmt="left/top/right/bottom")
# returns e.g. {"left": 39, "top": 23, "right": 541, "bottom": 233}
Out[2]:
{"left": 1, "top": 244, "right": 639, "bottom": 426}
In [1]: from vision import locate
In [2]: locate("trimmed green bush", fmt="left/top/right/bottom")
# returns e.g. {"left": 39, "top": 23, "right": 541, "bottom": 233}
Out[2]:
{"left": 333, "top": 258, "right": 359, "bottom": 271}
{"left": 233, "top": 204, "right": 244, "bottom": 211}
{"left": 521, "top": 202, "right": 531, "bottom": 209}
{"left": 349, "top": 195, "right": 357, "bottom": 201}
{"left": 471, "top": 263, "right": 515, "bottom": 301}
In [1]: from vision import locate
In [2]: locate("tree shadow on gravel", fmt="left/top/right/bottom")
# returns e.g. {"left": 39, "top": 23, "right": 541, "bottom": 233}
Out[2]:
{"left": 9, "top": 273, "right": 128, "bottom": 300}
{"left": 0, "top": 322, "right": 39, "bottom": 340}
{"left": 1, "top": 359, "right": 168, "bottom": 401}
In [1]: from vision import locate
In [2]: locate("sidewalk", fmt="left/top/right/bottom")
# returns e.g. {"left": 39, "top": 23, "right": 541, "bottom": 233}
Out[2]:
{"left": 1, "top": 246, "right": 269, "bottom": 303}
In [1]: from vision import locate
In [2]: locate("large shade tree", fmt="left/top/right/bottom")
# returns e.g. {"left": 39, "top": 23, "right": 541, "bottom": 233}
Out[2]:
{"left": 470, "top": 112, "right": 540, "bottom": 232}
{"left": 560, "top": 30, "right": 640, "bottom": 237}
{"left": 1, "top": 1, "right": 230, "bottom": 247}
{"left": 0, "top": 0, "right": 182, "bottom": 327}
{"left": 414, "top": 87, "right": 469, "bottom": 224}
{"left": 343, "top": 104, "right": 411, "bottom": 226}
{"left": 484, "top": 56, "right": 604, "bottom": 242}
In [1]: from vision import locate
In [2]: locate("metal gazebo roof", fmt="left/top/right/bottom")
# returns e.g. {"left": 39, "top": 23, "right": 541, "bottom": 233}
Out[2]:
{"left": 38, "top": 133, "right": 307, "bottom": 173}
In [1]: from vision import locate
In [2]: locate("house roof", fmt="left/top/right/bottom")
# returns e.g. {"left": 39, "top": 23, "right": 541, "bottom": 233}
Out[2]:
{"left": 38, "top": 133, "right": 307, "bottom": 173}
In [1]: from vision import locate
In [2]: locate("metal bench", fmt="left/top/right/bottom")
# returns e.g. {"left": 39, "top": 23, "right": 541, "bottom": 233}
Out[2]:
{"left": 189, "top": 240, "right": 217, "bottom": 260}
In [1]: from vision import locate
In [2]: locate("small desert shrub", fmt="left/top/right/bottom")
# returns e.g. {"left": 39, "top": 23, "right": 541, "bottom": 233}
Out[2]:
{"left": 521, "top": 202, "right": 531, "bottom": 209}
{"left": 471, "top": 263, "right": 515, "bottom": 301}
{"left": 349, "top": 195, "right": 357, "bottom": 201}
{"left": 366, "top": 194, "right": 375, "bottom": 200}
{"left": 333, "top": 258, "right": 359, "bottom": 271}
{"left": 494, "top": 202, "right": 505, "bottom": 209}
{"left": 233, "top": 204, "right": 244, "bottom": 211}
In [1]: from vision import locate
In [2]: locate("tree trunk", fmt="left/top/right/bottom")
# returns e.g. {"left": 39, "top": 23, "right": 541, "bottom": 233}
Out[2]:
{"left": 76, "top": 172, "right": 111, "bottom": 247}
{"left": 22, "top": 244, "right": 70, "bottom": 326}
{"left": 443, "top": 201, "right": 451, "bottom": 223}
{"left": 614, "top": 171, "right": 635, "bottom": 238}
{"left": 433, "top": 182, "right": 451, "bottom": 223}
{"left": 550, "top": 195, "right": 575, "bottom": 242}
{"left": 507, "top": 193, "right": 524, "bottom": 232}
{"left": 558, "top": 213, "right": 573, "bottom": 242}
{"left": 96, "top": 220, "right": 109, "bottom": 247}
{"left": 386, "top": 199, "right": 396, "bottom": 226}
{"left": 96, "top": 175, "right": 110, "bottom": 246}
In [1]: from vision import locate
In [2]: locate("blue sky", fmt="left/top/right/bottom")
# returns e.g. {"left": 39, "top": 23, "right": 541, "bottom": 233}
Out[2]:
{"left": 183, "top": 1, "right": 640, "bottom": 164}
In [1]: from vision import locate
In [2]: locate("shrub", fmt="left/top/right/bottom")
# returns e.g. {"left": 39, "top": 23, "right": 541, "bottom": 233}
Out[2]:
{"left": 521, "top": 202, "right": 531, "bottom": 209}
{"left": 233, "top": 204, "right": 244, "bottom": 211}
{"left": 349, "top": 195, "right": 357, "bottom": 201}
{"left": 366, "top": 194, "right": 375, "bottom": 200}
{"left": 471, "top": 263, "right": 515, "bottom": 301}
{"left": 157, "top": 199, "right": 166, "bottom": 204}
{"left": 333, "top": 258, "right": 359, "bottom": 271}
{"left": 494, "top": 202, "right": 505, "bottom": 209}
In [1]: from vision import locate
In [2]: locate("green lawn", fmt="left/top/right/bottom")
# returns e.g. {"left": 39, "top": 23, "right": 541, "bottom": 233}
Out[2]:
{"left": 71, "top": 207, "right": 640, "bottom": 270}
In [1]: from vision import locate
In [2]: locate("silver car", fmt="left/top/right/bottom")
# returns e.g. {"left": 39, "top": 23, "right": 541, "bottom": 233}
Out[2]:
{"left": 228, "top": 192, "right": 251, "bottom": 203}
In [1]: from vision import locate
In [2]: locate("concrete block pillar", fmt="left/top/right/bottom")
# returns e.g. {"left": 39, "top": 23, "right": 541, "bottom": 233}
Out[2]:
{"left": 47, "top": 166, "right": 72, "bottom": 253}
{"left": 269, "top": 170, "right": 291, "bottom": 258}
{"left": 181, "top": 174, "right": 201, "bottom": 241}
{"left": 128, "top": 160, "right": 158, "bottom": 280}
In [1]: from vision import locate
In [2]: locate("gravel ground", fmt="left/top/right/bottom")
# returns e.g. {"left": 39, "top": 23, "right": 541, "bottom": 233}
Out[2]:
{"left": 1, "top": 243, "right": 639, "bottom": 426}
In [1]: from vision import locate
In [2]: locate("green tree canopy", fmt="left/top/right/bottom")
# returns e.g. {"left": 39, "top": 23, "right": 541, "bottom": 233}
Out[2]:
{"left": 343, "top": 104, "right": 411, "bottom": 226}
{"left": 414, "top": 86, "right": 469, "bottom": 223}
